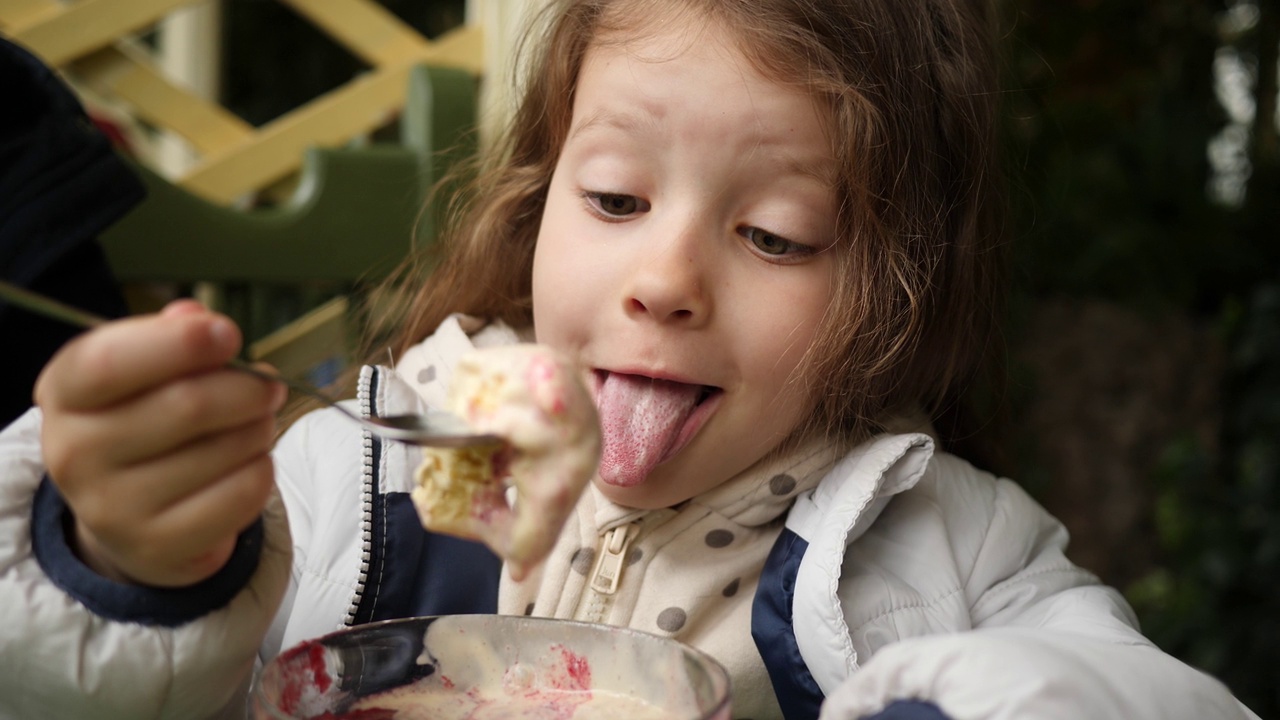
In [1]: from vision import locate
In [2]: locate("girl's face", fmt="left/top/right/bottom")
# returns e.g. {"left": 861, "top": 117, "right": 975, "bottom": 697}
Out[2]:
{"left": 532, "top": 18, "right": 837, "bottom": 509}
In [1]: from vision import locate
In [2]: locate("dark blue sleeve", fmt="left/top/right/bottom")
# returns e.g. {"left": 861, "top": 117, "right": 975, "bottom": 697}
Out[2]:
{"left": 30, "top": 477, "right": 264, "bottom": 627}
{"left": 0, "top": 36, "right": 141, "bottom": 428}
{"left": 860, "top": 700, "right": 953, "bottom": 720}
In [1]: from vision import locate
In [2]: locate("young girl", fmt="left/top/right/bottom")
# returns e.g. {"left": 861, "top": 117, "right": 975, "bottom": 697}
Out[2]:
{"left": 0, "top": 1, "right": 1260, "bottom": 719}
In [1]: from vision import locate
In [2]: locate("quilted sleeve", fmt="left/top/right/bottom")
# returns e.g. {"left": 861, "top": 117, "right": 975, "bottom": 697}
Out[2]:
{"left": 0, "top": 407, "right": 292, "bottom": 720}
{"left": 820, "top": 457, "right": 1259, "bottom": 720}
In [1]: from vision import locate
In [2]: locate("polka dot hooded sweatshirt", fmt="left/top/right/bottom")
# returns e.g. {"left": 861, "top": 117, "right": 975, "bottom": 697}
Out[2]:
{"left": 396, "top": 315, "right": 842, "bottom": 718}
{"left": 500, "top": 431, "right": 840, "bottom": 718}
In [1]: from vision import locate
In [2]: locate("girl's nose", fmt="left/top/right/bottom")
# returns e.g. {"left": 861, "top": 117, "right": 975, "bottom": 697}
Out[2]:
{"left": 622, "top": 233, "right": 711, "bottom": 326}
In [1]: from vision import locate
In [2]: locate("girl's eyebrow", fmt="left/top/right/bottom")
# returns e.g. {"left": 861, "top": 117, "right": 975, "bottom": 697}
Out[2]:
{"left": 569, "top": 107, "right": 664, "bottom": 141}
{"left": 569, "top": 106, "right": 836, "bottom": 187}
{"left": 771, "top": 148, "right": 837, "bottom": 187}
{"left": 749, "top": 135, "right": 838, "bottom": 187}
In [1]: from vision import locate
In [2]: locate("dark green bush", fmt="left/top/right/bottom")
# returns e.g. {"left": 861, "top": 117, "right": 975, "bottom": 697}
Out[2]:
{"left": 1128, "top": 285, "right": 1280, "bottom": 717}
{"left": 1001, "top": 3, "right": 1280, "bottom": 716}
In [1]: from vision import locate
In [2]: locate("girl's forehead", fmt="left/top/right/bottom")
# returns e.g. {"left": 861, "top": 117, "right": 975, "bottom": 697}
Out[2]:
{"left": 566, "top": 20, "right": 839, "bottom": 212}
{"left": 575, "top": 15, "right": 836, "bottom": 158}
{"left": 586, "top": 7, "right": 712, "bottom": 64}
{"left": 588, "top": 11, "right": 807, "bottom": 90}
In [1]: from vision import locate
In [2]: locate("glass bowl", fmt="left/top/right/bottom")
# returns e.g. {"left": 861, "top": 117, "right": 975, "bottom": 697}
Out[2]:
{"left": 252, "top": 614, "right": 731, "bottom": 719}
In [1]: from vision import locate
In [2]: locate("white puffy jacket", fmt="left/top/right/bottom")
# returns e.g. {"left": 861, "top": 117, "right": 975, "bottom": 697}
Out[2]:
{"left": 0, "top": 324, "right": 1260, "bottom": 720}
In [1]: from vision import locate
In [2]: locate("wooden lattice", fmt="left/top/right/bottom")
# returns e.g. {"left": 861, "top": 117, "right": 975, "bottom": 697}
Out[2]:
{"left": 0, "top": 0, "right": 483, "bottom": 205}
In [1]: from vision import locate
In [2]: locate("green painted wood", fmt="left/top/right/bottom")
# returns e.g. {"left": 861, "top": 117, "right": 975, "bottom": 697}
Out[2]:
{"left": 99, "top": 64, "right": 477, "bottom": 285}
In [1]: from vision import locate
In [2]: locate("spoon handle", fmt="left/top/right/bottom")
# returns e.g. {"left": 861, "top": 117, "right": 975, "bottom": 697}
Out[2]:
{"left": 0, "top": 279, "right": 342, "bottom": 405}
{"left": 222, "top": 356, "right": 351, "bottom": 413}
{"left": 0, "top": 281, "right": 500, "bottom": 447}
{"left": 0, "top": 280, "right": 108, "bottom": 329}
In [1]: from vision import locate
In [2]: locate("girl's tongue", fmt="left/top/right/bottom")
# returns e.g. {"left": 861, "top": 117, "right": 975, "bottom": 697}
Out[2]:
{"left": 595, "top": 372, "right": 702, "bottom": 487}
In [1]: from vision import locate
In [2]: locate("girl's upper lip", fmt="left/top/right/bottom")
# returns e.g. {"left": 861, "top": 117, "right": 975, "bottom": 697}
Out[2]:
{"left": 591, "top": 367, "right": 719, "bottom": 389}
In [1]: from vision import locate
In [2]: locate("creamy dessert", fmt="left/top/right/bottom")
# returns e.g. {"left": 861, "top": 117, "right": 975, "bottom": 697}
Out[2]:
{"left": 345, "top": 675, "right": 673, "bottom": 720}
{"left": 342, "top": 622, "right": 701, "bottom": 720}
{"left": 261, "top": 616, "right": 730, "bottom": 720}
{"left": 411, "top": 345, "right": 601, "bottom": 579}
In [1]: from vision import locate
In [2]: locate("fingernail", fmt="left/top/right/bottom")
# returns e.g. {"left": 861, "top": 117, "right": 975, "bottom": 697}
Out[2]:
{"left": 161, "top": 298, "right": 205, "bottom": 317}
{"left": 271, "top": 383, "right": 289, "bottom": 411}
{"left": 208, "top": 317, "right": 238, "bottom": 352}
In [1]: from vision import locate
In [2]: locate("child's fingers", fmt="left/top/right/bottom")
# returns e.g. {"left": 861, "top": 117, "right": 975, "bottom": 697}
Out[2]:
{"left": 159, "top": 298, "right": 207, "bottom": 318}
{"left": 35, "top": 309, "right": 241, "bottom": 411}
{"left": 66, "top": 421, "right": 277, "bottom": 588}
{"left": 62, "top": 412, "right": 275, "bottom": 539}
{"left": 96, "top": 367, "right": 283, "bottom": 467}
{"left": 103, "top": 412, "right": 278, "bottom": 517}
{"left": 140, "top": 453, "right": 276, "bottom": 587}
{"left": 40, "top": 368, "right": 284, "bottom": 494}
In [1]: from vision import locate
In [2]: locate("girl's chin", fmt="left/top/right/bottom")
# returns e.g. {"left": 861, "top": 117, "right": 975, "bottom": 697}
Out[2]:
{"left": 591, "top": 475, "right": 686, "bottom": 511}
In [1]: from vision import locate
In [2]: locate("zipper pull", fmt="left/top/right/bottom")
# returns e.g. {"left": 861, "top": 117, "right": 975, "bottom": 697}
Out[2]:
{"left": 589, "top": 525, "right": 633, "bottom": 595}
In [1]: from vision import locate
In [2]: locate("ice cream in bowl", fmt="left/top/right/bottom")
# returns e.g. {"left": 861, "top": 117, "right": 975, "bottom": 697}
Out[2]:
{"left": 252, "top": 614, "right": 731, "bottom": 719}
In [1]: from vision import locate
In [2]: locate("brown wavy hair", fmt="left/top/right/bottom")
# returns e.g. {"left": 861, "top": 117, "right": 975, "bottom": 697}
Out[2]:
{"left": 355, "top": 0, "right": 1009, "bottom": 451}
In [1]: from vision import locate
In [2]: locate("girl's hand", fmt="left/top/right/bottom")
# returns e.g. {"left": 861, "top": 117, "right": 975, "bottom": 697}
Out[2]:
{"left": 34, "top": 300, "right": 286, "bottom": 588}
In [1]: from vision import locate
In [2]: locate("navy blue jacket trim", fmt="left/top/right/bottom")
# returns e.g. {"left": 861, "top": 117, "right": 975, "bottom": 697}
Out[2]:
{"left": 860, "top": 700, "right": 953, "bottom": 720}
{"left": 374, "top": 493, "right": 500, "bottom": 621}
{"left": 753, "top": 527, "right": 825, "bottom": 720}
{"left": 31, "top": 477, "right": 264, "bottom": 627}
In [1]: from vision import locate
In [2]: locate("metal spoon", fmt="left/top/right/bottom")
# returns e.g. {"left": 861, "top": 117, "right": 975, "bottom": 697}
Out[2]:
{"left": 0, "top": 280, "right": 502, "bottom": 448}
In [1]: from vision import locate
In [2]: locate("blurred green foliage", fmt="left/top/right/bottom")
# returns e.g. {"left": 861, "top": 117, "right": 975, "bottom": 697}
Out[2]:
{"left": 1003, "top": 1, "right": 1280, "bottom": 716}
{"left": 1004, "top": 0, "right": 1275, "bottom": 310}
{"left": 1127, "top": 285, "right": 1280, "bottom": 717}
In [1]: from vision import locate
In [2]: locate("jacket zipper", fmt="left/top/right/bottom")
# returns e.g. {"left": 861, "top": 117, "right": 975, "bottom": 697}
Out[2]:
{"left": 578, "top": 523, "right": 636, "bottom": 624}
{"left": 346, "top": 365, "right": 379, "bottom": 625}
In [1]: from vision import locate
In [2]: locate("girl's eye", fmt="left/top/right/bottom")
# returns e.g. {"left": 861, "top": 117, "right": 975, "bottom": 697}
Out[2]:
{"left": 584, "top": 191, "right": 648, "bottom": 218}
{"left": 742, "top": 226, "right": 809, "bottom": 258}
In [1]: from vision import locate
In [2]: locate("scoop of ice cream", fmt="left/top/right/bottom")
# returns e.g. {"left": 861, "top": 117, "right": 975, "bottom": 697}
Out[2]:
{"left": 411, "top": 345, "right": 601, "bottom": 579}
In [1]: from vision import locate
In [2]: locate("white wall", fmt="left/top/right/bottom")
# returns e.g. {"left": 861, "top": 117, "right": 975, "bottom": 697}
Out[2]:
{"left": 467, "top": 0, "right": 551, "bottom": 149}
